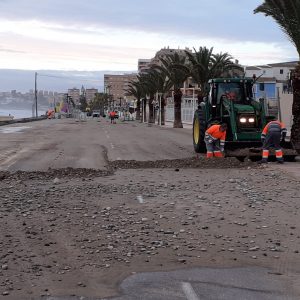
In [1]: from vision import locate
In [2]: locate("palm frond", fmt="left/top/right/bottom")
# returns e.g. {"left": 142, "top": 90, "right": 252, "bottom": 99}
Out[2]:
{"left": 254, "top": 0, "right": 300, "bottom": 55}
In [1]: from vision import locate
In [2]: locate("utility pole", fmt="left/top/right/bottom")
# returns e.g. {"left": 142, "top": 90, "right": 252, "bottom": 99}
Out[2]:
{"left": 34, "top": 72, "right": 38, "bottom": 118}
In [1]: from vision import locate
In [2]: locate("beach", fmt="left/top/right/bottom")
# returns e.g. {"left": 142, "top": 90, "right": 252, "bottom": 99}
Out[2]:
{"left": 0, "top": 107, "right": 46, "bottom": 119}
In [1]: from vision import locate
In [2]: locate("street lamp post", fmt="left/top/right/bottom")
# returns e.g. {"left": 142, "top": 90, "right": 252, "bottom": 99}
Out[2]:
{"left": 158, "top": 92, "right": 163, "bottom": 126}
{"left": 34, "top": 72, "right": 38, "bottom": 118}
{"left": 142, "top": 98, "right": 144, "bottom": 123}
{"left": 192, "top": 88, "right": 195, "bottom": 114}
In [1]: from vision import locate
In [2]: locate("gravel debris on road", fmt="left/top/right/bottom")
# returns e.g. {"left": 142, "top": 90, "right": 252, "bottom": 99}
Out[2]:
{"left": 0, "top": 159, "right": 299, "bottom": 299}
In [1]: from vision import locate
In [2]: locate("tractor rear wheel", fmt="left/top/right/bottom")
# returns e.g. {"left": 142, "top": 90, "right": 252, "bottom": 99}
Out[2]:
{"left": 193, "top": 109, "right": 206, "bottom": 153}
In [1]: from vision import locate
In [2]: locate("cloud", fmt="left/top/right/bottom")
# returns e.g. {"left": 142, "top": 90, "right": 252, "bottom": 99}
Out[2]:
{"left": 0, "top": 46, "right": 26, "bottom": 54}
{"left": 0, "top": 0, "right": 297, "bottom": 70}
{"left": 0, "top": 0, "right": 289, "bottom": 43}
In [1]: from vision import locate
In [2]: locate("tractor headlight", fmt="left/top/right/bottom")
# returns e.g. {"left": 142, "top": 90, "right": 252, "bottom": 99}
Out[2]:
{"left": 240, "top": 117, "right": 247, "bottom": 123}
{"left": 248, "top": 117, "right": 255, "bottom": 123}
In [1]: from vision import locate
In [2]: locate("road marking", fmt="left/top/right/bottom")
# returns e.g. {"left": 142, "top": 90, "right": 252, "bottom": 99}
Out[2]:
{"left": 0, "top": 148, "right": 28, "bottom": 170}
{"left": 181, "top": 282, "right": 200, "bottom": 300}
{"left": 110, "top": 143, "right": 115, "bottom": 149}
{"left": 0, "top": 126, "right": 31, "bottom": 134}
{"left": 0, "top": 150, "right": 14, "bottom": 158}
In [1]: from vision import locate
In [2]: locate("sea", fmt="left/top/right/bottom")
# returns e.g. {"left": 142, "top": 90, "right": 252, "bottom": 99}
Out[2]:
{"left": 0, "top": 108, "right": 46, "bottom": 119}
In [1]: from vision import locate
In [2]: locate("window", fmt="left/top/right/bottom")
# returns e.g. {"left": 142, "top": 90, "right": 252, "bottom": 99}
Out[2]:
{"left": 259, "top": 83, "right": 265, "bottom": 91}
{"left": 217, "top": 82, "right": 243, "bottom": 103}
{"left": 280, "top": 69, "right": 283, "bottom": 74}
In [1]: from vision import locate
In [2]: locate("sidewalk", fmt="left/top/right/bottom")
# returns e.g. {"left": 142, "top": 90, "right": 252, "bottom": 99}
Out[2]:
{"left": 164, "top": 120, "right": 193, "bottom": 129}
{"left": 135, "top": 119, "right": 192, "bottom": 130}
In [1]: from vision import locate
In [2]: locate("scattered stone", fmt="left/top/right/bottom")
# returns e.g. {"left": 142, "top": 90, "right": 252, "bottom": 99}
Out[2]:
{"left": 53, "top": 178, "right": 60, "bottom": 184}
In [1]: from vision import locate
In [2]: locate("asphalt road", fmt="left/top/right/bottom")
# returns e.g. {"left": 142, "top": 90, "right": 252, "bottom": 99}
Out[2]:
{"left": 0, "top": 118, "right": 193, "bottom": 171}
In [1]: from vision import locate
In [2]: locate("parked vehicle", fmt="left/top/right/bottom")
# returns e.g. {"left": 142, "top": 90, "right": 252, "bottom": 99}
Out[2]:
{"left": 92, "top": 110, "right": 100, "bottom": 117}
{"left": 86, "top": 108, "right": 92, "bottom": 117}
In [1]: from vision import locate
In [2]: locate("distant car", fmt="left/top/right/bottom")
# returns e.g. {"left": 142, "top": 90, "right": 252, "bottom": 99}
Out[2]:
{"left": 92, "top": 110, "right": 100, "bottom": 117}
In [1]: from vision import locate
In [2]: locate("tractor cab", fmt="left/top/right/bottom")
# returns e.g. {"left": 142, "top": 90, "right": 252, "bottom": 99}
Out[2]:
{"left": 203, "top": 78, "right": 266, "bottom": 142}
{"left": 207, "top": 78, "right": 255, "bottom": 119}
{"left": 193, "top": 78, "right": 267, "bottom": 154}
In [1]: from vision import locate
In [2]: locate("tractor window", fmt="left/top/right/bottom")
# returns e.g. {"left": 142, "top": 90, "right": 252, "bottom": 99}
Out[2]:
{"left": 217, "top": 82, "right": 244, "bottom": 104}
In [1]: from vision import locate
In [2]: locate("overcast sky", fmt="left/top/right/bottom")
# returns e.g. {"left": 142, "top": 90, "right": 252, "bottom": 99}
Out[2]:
{"left": 0, "top": 0, "right": 298, "bottom": 71}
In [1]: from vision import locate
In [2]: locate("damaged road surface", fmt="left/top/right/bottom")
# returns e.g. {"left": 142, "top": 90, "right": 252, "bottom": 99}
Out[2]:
{"left": 1, "top": 167, "right": 300, "bottom": 299}
{"left": 0, "top": 119, "right": 300, "bottom": 299}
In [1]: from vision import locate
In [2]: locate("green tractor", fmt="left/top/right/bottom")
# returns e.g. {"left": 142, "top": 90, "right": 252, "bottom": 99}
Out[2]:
{"left": 193, "top": 78, "right": 297, "bottom": 161}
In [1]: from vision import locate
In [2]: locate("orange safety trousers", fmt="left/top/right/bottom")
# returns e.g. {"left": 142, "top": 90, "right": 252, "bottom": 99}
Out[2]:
{"left": 206, "top": 151, "right": 223, "bottom": 158}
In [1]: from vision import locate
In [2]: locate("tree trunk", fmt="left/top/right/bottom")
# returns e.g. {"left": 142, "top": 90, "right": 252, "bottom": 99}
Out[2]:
{"left": 173, "top": 90, "right": 183, "bottom": 128}
{"left": 136, "top": 99, "right": 141, "bottom": 121}
{"left": 142, "top": 99, "right": 147, "bottom": 122}
{"left": 148, "top": 98, "right": 154, "bottom": 123}
{"left": 291, "top": 63, "right": 300, "bottom": 152}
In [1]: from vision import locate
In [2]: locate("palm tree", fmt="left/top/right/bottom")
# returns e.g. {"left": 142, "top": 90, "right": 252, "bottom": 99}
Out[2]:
{"left": 138, "top": 72, "right": 157, "bottom": 123}
{"left": 146, "top": 68, "right": 173, "bottom": 125}
{"left": 254, "top": 0, "right": 300, "bottom": 150}
{"left": 158, "top": 53, "right": 190, "bottom": 128}
{"left": 125, "top": 81, "right": 143, "bottom": 121}
{"left": 79, "top": 94, "right": 87, "bottom": 112}
{"left": 91, "top": 92, "right": 108, "bottom": 116}
{"left": 185, "top": 47, "right": 243, "bottom": 103}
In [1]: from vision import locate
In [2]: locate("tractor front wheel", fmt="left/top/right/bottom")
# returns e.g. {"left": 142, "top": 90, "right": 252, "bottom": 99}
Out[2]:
{"left": 193, "top": 110, "right": 206, "bottom": 153}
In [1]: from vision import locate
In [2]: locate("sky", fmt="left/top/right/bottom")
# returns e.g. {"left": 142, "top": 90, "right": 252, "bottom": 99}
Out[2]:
{"left": 0, "top": 0, "right": 298, "bottom": 71}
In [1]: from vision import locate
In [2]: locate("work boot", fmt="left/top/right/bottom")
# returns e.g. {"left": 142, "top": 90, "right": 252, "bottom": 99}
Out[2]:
{"left": 257, "top": 159, "right": 268, "bottom": 164}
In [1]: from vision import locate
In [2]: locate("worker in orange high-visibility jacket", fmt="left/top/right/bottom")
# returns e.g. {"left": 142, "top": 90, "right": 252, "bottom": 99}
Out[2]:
{"left": 204, "top": 123, "right": 227, "bottom": 158}
{"left": 259, "top": 120, "right": 287, "bottom": 164}
{"left": 109, "top": 111, "right": 116, "bottom": 124}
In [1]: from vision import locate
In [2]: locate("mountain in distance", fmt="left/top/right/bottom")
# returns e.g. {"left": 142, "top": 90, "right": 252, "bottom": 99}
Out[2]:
{"left": 0, "top": 69, "right": 136, "bottom": 93}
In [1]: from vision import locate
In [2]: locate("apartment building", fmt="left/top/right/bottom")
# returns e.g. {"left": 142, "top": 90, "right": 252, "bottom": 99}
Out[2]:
{"left": 104, "top": 73, "right": 137, "bottom": 102}
{"left": 138, "top": 59, "right": 151, "bottom": 73}
{"left": 67, "top": 88, "right": 80, "bottom": 104}
{"left": 245, "top": 61, "right": 298, "bottom": 99}
{"left": 85, "top": 88, "right": 98, "bottom": 102}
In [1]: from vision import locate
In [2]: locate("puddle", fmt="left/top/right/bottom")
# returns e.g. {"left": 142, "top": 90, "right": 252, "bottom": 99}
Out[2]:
{"left": 0, "top": 126, "right": 31, "bottom": 134}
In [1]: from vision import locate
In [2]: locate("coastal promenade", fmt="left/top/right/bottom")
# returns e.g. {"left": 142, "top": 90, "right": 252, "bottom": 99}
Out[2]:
{"left": 0, "top": 118, "right": 300, "bottom": 300}
{"left": 0, "top": 118, "right": 193, "bottom": 171}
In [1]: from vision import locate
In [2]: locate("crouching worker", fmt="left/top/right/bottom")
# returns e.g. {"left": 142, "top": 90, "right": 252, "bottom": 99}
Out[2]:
{"left": 259, "top": 120, "right": 287, "bottom": 164}
{"left": 204, "top": 123, "right": 227, "bottom": 158}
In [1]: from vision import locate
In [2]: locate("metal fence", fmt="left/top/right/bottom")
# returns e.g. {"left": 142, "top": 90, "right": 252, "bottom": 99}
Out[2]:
{"left": 165, "top": 94, "right": 280, "bottom": 124}
{"left": 166, "top": 96, "right": 197, "bottom": 124}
